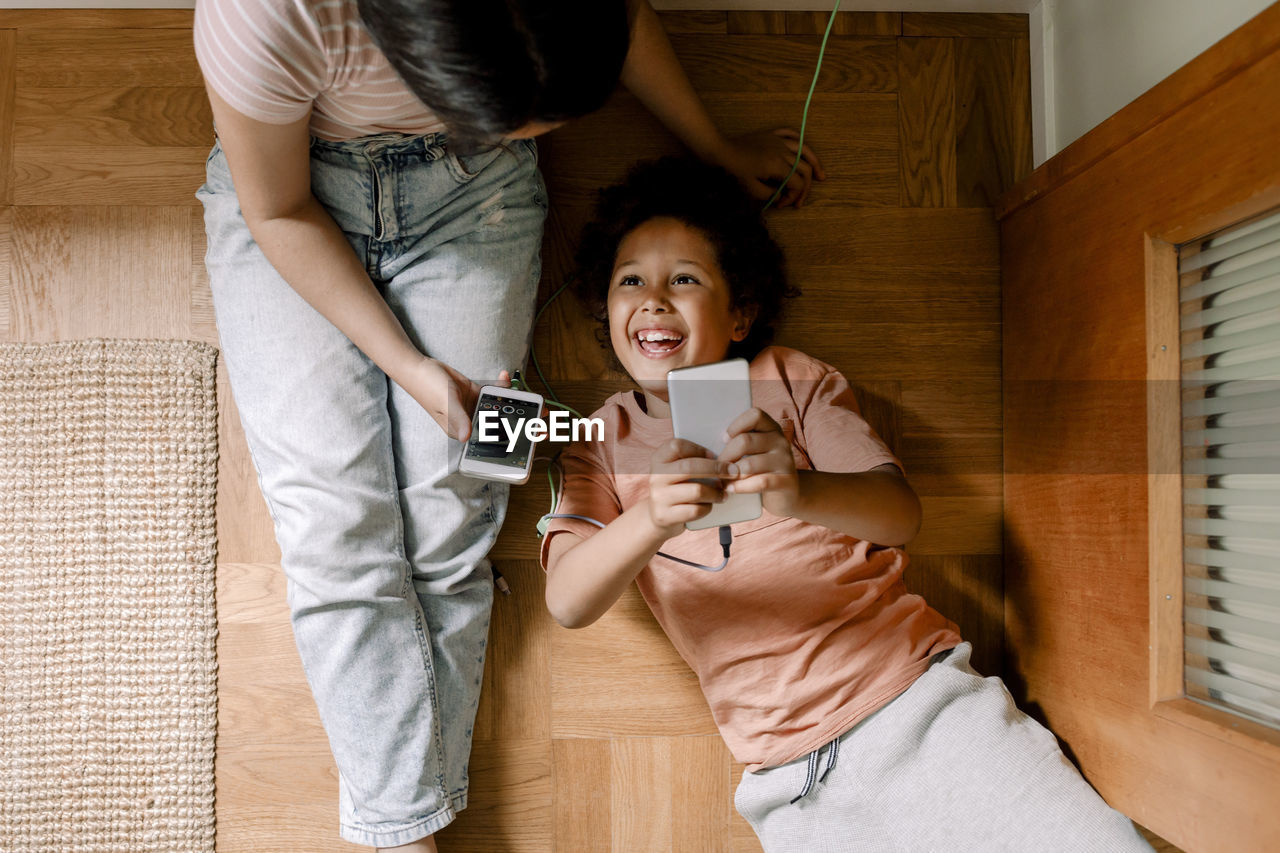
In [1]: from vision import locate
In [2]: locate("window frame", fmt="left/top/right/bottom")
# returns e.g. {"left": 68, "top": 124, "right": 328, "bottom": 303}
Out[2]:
{"left": 1145, "top": 221, "right": 1280, "bottom": 755}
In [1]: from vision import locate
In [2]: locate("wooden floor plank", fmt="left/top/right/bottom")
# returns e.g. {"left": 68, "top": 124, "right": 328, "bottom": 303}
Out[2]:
{"left": 434, "top": 740, "right": 553, "bottom": 853}
{"left": 16, "top": 29, "right": 201, "bottom": 88}
{"left": 660, "top": 10, "right": 728, "bottom": 34}
{"left": 672, "top": 736, "right": 734, "bottom": 853}
{"left": 784, "top": 266, "right": 1000, "bottom": 325}
{"left": 8, "top": 205, "right": 191, "bottom": 341}
{"left": 0, "top": 10, "right": 193, "bottom": 28}
{"left": 189, "top": 206, "right": 218, "bottom": 345}
{"left": 904, "top": 554, "right": 1004, "bottom": 676}
{"left": 903, "top": 12, "right": 1029, "bottom": 38}
{"left": 552, "top": 738, "right": 611, "bottom": 851}
{"left": 768, "top": 207, "right": 997, "bottom": 269}
{"left": 551, "top": 587, "right": 718, "bottom": 738}
{"left": 15, "top": 87, "right": 212, "bottom": 148}
{"left": 898, "top": 37, "right": 957, "bottom": 206}
{"left": 956, "top": 38, "right": 1034, "bottom": 207}
{"left": 727, "top": 10, "right": 787, "bottom": 35}
{"left": 672, "top": 33, "right": 897, "bottom": 94}
{"left": 0, "top": 206, "right": 9, "bottom": 340}
{"left": 0, "top": 30, "right": 14, "bottom": 206}
{"left": 786, "top": 11, "right": 901, "bottom": 36}
{"left": 215, "top": 364, "right": 282, "bottom": 564}
{"left": 911, "top": 496, "right": 1003, "bottom": 555}
{"left": 13, "top": 146, "right": 208, "bottom": 206}
{"left": 474, "top": 560, "right": 553, "bottom": 742}
{"left": 541, "top": 92, "right": 900, "bottom": 210}
{"left": 612, "top": 738, "right": 673, "bottom": 852}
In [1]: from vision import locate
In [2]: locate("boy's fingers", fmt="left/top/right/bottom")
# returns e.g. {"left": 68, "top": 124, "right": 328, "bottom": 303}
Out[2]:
{"left": 724, "top": 473, "right": 777, "bottom": 495}
{"left": 673, "top": 503, "right": 715, "bottom": 524}
{"left": 725, "top": 407, "right": 774, "bottom": 436}
{"left": 726, "top": 450, "right": 792, "bottom": 481}
{"left": 722, "top": 420, "right": 784, "bottom": 462}
{"left": 675, "top": 457, "right": 728, "bottom": 477}
{"left": 676, "top": 481, "right": 725, "bottom": 505}
{"left": 654, "top": 438, "right": 713, "bottom": 463}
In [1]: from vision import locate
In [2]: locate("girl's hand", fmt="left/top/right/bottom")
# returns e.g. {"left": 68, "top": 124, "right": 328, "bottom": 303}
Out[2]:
{"left": 714, "top": 128, "right": 826, "bottom": 208}
{"left": 646, "top": 438, "right": 731, "bottom": 539}
{"left": 719, "top": 408, "right": 800, "bottom": 516}
{"left": 399, "top": 358, "right": 509, "bottom": 442}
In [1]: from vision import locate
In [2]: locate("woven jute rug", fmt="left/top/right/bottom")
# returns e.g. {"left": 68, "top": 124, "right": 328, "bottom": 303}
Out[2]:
{"left": 0, "top": 339, "right": 219, "bottom": 853}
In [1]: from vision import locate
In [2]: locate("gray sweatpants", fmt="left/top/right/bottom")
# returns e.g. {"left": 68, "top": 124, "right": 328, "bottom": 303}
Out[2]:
{"left": 734, "top": 643, "right": 1154, "bottom": 853}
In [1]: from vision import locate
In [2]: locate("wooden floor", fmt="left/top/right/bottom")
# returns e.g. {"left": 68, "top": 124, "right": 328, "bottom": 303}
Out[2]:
{"left": 1, "top": 9, "right": 1031, "bottom": 851}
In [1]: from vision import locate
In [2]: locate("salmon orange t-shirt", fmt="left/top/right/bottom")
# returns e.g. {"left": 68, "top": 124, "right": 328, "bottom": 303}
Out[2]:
{"left": 539, "top": 346, "right": 961, "bottom": 770}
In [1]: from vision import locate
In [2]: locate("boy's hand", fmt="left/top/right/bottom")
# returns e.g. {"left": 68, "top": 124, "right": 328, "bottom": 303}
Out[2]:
{"left": 719, "top": 408, "right": 799, "bottom": 516}
{"left": 646, "top": 438, "right": 731, "bottom": 539}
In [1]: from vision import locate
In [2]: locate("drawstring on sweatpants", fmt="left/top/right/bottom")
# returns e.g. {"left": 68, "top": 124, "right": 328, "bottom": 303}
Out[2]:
{"left": 789, "top": 735, "right": 840, "bottom": 804}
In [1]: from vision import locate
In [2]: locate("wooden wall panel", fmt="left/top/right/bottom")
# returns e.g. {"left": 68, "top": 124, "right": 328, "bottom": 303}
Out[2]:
{"left": 998, "top": 4, "right": 1280, "bottom": 850}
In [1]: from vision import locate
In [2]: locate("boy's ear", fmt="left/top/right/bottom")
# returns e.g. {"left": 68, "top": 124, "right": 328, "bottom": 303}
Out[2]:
{"left": 730, "top": 305, "right": 757, "bottom": 342}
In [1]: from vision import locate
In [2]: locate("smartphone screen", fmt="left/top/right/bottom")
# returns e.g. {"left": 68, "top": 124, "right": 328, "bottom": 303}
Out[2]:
{"left": 464, "top": 391, "right": 539, "bottom": 472}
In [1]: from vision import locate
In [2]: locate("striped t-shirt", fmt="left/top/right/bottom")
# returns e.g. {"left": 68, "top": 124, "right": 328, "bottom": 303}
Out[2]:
{"left": 193, "top": 0, "right": 444, "bottom": 140}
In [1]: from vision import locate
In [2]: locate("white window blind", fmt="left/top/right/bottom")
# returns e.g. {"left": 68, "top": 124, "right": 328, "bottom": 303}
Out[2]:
{"left": 1180, "top": 208, "right": 1280, "bottom": 729}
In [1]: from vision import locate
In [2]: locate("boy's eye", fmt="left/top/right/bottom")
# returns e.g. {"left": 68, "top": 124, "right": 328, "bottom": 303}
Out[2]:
{"left": 618, "top": 274, "right": 643, "bottom": 287}
{"left": 673, "top": 274, "right": 699, "bottom": 285}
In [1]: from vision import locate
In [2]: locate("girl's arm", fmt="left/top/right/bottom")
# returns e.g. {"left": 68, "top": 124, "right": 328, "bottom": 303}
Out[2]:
{"left": 545, "top": 439, "right": 729, "bottom": 628}
{"left": 621, "top": 0, "right": 825, "bottom": 206}
{"left": 207, "top": 89, "right": 482, "bottom": 439}
{"left": 721, "top": 408, "right": 923, "bottom": 546}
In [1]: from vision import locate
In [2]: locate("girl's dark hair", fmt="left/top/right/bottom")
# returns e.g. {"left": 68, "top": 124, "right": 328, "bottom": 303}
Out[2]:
{"left": 573, "top": 157, "right": 796, "bottom": 362}
{"left": 357, "top": 0, "right": 629, "bottom": 146}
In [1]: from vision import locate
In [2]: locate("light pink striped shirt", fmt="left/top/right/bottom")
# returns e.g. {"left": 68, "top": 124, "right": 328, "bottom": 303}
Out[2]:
{"left": 193, "top": 0, "right": 444, "bottom": 140}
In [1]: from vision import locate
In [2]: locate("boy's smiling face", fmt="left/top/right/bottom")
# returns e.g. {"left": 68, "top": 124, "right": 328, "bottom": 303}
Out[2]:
{"left": 607, "top": 217, "right": 753, "bottom": 414}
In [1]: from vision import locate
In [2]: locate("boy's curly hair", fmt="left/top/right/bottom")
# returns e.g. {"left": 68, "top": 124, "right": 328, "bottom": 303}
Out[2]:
{"left": 571, "top": 157, "right": 797, "bottom": 362}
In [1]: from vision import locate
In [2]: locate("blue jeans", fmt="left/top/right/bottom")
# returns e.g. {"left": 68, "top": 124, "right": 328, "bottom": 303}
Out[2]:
{"left": 197, "top": 133, "right": 546, "bottom": 846}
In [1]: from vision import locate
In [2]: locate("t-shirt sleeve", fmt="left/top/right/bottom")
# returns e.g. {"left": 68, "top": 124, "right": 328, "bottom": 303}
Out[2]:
{"left": 194, "top": 0, "right": 326, "bottom": 124}
{"left": 795, "top": 361, "right": 903, "bottom": 475}
{"left": 538, "top": 443, "right": 624, "bottom": 572}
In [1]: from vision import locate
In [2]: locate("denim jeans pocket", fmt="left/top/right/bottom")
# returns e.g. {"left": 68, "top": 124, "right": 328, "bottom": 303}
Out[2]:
{"left": 443, "top": 143, "right": 510, "bottom": 184}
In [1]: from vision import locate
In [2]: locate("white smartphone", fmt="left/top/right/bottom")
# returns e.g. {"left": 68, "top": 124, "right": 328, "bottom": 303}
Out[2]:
{"left": 666, "top": 358, "right": 762, "bottom": 531}
{"left": 458, "top": 385, "right": 544, "bottom": 484}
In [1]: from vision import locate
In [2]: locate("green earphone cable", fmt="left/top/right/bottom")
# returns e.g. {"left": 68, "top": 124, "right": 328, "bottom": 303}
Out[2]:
{"left": 762, "top": 0, "right": 840, "bottom": 211}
